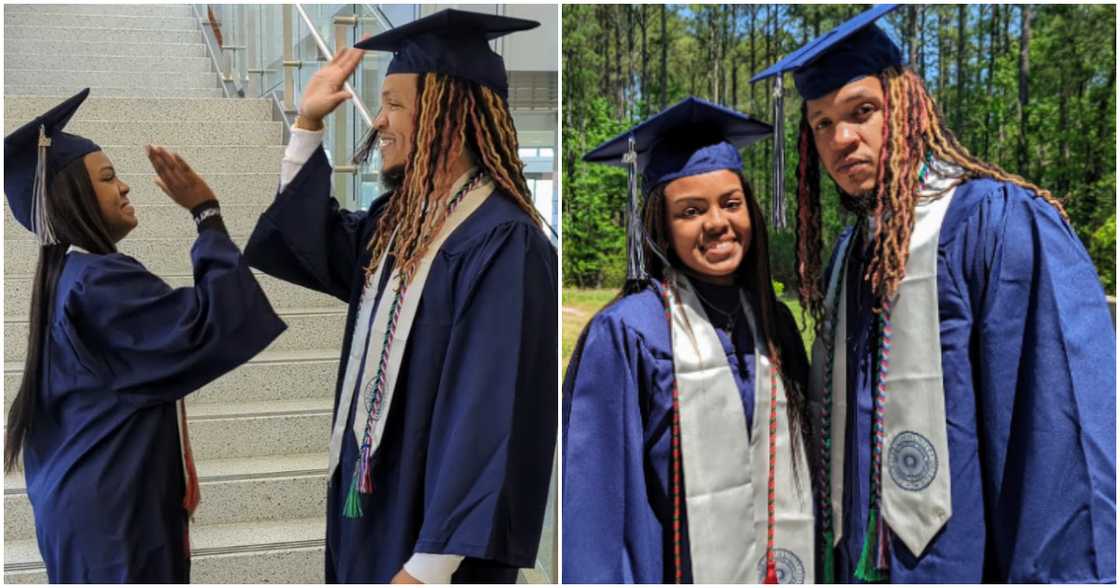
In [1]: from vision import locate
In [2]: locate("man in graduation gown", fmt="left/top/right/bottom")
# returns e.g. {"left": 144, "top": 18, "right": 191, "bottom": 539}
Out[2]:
{"left": 753, "top": 5, "right": 1115, "bottom": 583}
{"left": 244, "top": 9, "right": 557, "bottom": 584}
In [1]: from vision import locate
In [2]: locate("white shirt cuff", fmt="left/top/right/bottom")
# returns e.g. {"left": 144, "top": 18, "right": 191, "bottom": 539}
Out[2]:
{"left": 279, "top": 127, "right": 326, "bottom": 192}
{"left": 402, "top": 552, "right": 465, "bottom": 584}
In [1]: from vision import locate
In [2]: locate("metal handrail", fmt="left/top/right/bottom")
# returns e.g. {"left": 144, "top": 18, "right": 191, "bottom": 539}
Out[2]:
{"left": 362, "top": 3, "right": 394, "bottom": 30}
{"left": 293, "top": 4, "right": 374, "bottom": 129}
{"left": 191, "top": 4, "right": 243, "bottom": 98}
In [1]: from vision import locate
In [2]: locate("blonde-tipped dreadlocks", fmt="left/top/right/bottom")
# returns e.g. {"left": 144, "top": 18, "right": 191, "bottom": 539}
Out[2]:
{"left": 795, "top": 66, "right": 1069, "bottom": 327}
{"left": 356, "top": 73, "right": 545, "bottom": 284}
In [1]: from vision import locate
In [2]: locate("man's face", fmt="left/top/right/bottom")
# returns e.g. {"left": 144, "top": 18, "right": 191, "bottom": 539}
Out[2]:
{"left": 805, "top": 75, "right": 885, "bottom": 197}
{"left": 373, "top": 73, "right": 419, "bottom": 173}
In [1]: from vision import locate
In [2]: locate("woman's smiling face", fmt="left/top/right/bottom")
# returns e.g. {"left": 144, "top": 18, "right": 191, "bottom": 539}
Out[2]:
{"left": 83, "top": 150, "right": 136, "bottom": 242}
{"left": 662, "top": 169, "right": 751, "bottom": 284}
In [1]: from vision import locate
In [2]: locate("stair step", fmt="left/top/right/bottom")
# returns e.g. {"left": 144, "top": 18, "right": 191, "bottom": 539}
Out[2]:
{"left": 9, "top": 173, "right": 280, "bottom": 212}
{"left": 5, "top": 85, "right": 225, "bottom": 98}
{"left": 5, "top": 308, "right": 347, "bottom": 362}
{"left": 4, "top": 39, "right": 207, "bottom": 58}
{"left": 5, "top": 203, "right": 276, "bottom": 242}
{"left": 6, "top": 271, "right": 344, "bottom": 320}
{"left": 187, "top": 398, "right": 334, "bottom": 461}
{"left": 5, "top": 53, "right": 212, "bottom": 74}
{"left": 5, "top": 4, "right": 195, "bottom": 18}
{"left": 99, "top": 144, "right": 287, "bottom": 174}
{"left": 4, "top": 12, "right": 198, "bottom": 31}
{"left": 5, "top": 452, "right": 327, "bottom": 541}
{"left": 5, "top": 69, "right": 217, "bottom": 90}
{"left": 5, "top": 24, "right": 201, "bottom": 45}
{"left": 8, "top": 234, "right": 233, "bottom": 276}
{"left": 5, "top": 96, "right": 272, "bottom": 123}
{"left": 5, "top": 349, "right": 341, "bottom": 415}
{"left": 4, "top": 517, "right": 325, "bottom": 583}
{"left": 2, "top": 120, "right": 282, "bottom": 147}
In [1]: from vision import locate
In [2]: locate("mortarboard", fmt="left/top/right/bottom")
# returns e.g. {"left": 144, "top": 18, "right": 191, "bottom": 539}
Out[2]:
{"left": 749, "top": 5, "right": 902, "bottom": 230}
{"left": 751, "top": 4, "right": 902, "bottom": 101}
{"left": 4, "top": 88, "right": 100, "bottom": 244}
{"left": 583, "top": 97, "right": 772, "bottom": 286}
{"left": 355, "top": 8, "right": 539, "bottom": 101}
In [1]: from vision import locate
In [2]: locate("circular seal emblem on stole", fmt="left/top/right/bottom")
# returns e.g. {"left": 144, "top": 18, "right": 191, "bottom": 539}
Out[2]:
{"left": 755, "top": 549, "right": 805, "bottom": 584}
{"left": 888, "top": 430, "right": 938, "bottom": 491}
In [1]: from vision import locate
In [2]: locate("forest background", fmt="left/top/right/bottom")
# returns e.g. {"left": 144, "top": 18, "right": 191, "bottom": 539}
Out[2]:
{"left": 562, "top": 4, "right": 1117, "bottom": 302}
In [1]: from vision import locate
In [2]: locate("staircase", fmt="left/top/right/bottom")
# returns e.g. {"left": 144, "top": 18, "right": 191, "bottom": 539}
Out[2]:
{"left": 3, "top": 4, "right": 342, "bottom": 582}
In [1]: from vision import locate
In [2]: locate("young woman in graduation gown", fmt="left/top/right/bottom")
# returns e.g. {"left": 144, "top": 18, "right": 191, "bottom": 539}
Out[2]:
{"left": 563, "top": 97, "right": 815, "bottom": 584}
{"left": 3, "top": 89, "right": 286, "bottom": 583}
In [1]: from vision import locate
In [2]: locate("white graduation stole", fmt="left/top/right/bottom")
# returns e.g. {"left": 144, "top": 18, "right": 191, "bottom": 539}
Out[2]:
{"left": 814, "top": 164, "right": 960, "bottom": 558}
{"left": 327, "top": 170, "right": 493, "bottom": 478}
{"left": 668, "top": 274, "right": 814, "bottom": 583}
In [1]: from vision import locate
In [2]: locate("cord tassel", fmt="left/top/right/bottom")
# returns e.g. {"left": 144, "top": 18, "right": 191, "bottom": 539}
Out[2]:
{"left": 876, "top": 511, "right": 891, "bottom": 570}
{"left": 342, "top": 468, "right": 364, "bottom": 519}
{"left": 854, "top": 507, "right": 887, "bottom": 582}
{"left": 764, "top": 558, "right": 778, "bottom": 584}
{"left": 821, "top": 529, "right": 835, "bottom": 584}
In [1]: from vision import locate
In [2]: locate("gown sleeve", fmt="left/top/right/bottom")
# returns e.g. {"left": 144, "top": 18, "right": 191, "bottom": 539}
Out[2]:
{"left": 244, "top": 145, "right": 369, "bottom": 302}
{"left": 411, "top": 221, "right": 558, "bottom": 569}
{"left": 65, "top": 229, "right": 286, "bottom": 406}
{"left": 950, "top": 182, "right": 1116, "bottom": 582}
{"left": 562, "top": 307, "right": 663, "bottom": 583}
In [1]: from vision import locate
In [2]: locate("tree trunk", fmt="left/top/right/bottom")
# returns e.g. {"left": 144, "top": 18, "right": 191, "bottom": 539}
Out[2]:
{"left": 749, "top": 6, "right": 757, "bottom": 114}
{"left": 660, "top": 4, "right": 668, "bottom": 109}
{"left": 629, "top": 6, "right": 636, "bottom": 118}
{"left": 712, "top": 7, "right": 721, "bottom": 102}
{"left": 906, "top": 6, "right": 919, "bottom": 66}
{"left": 731, "top": 5, "right": 738, "bottom": 110}
{"left": 640, "top": 6, "right": 649, "bottom": 117}
{"left": 1017, "top": 4, "right": 1032, "bottom": 175}
{"left": 955, "top": 4, "right": 966, "bottom": 133}
{"left": 938, "top": 8, "right": 947, "bottom": 98}
{"left": 984, "top": 4, "right": 997, "bottom": 159}
{"left": 618, "top": 10, "right": 627, "bottom": 117}
{"left": 917, "top": 6, "right": 925, "bottom": 76}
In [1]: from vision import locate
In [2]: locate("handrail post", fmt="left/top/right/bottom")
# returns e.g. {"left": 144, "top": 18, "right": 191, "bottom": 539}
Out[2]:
{"left": 333, "top": 12, "right": 360, "bottom": 208}
{"left": 282, "top": 5, "right": 296, "bottom": 113}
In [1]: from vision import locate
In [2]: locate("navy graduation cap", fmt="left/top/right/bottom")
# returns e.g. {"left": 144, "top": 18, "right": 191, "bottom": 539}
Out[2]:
{"left": 355, "top": 8, "right": 538, "bottom": 101}
{"left": 751, "top": 4, "right": 902, "bottom": 100}
{"left": 749, "top": 5, "right": 901, "bottom": 229}
{"left": 584, "top": 96, "right": 772, "bottom": 285}
{"left": 4, "top": 88, "right": 100, "bottom": 244}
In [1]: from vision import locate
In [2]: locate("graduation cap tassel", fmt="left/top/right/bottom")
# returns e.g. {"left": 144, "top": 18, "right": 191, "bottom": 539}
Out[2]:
{"left": 770, "top": 77, "right": 787, "bottom": 231}
{"left": 32, "top": 125, "right": 58, "bottom": 246}
{"left": 624, "top": 135, "right": 648, "bottom": 288}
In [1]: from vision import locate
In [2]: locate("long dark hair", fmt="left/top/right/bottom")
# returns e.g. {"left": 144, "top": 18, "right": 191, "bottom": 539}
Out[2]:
{"left": 5, "top": 155, "right": 117, "bottom": 472}
{"left": 566, "top": 171, "right": 811, "bottom": 466}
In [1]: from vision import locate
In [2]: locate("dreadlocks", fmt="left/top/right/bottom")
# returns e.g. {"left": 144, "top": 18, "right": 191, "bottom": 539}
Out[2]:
{"left": 795, "top": 66, "right": 1069, "bottom": 328}
{"left": 355, "top": 72, "right": 545, "bottom": 284}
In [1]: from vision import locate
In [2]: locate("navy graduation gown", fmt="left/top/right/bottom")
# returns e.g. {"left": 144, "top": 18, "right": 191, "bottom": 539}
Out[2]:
{"left": 23, "top": 227, "right": 286, "bottom": 583}
{"left": 561, "top": 281, "right": 762, "bottom": 583}
{"left": 824, "top": 179, "right": 1116, "bottom": 582}
{"left": 244, "top": 147, "right": 558, "bottom": 583}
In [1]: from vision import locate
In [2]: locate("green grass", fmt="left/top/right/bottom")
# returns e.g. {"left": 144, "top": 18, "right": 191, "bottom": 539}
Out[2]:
{"left": 561, "top": 288, "right": 617, "bottom": 371}
{"left": 562, "top": 287, "right": 816, "bottom": 373}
